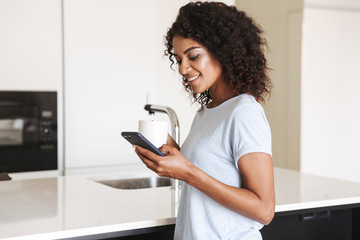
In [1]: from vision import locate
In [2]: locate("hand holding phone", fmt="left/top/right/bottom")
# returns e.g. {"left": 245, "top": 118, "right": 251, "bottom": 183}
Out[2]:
{"left": 121, "top": 131, "right": 165, "bottom": 156}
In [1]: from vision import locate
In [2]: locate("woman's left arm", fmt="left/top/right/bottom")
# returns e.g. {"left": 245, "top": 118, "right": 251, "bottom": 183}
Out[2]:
{"left": 194, "top": 152, "right": 275, "bottom": 225}
{"left": 135, "top": 145, "right": 275, "bottom": 225}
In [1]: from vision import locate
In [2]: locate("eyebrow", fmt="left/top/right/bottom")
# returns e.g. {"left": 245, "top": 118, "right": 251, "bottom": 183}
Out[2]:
{"left": 173, "top": 46, "right": 201, "bottom": 56}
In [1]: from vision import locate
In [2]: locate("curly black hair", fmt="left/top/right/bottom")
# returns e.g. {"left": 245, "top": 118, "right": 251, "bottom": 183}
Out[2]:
{"left": 165, "top": 1, "right": 272, "bottom": 106}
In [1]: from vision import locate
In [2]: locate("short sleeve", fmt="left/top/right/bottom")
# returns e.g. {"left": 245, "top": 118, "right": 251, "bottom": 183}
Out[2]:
{"left": 230, "top": 104, "right": 272, "bottom": 169}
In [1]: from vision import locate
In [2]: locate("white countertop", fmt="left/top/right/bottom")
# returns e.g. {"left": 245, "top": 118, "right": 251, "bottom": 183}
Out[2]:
{"left": 1, "top": 167, "right": 360, "bottom": 240}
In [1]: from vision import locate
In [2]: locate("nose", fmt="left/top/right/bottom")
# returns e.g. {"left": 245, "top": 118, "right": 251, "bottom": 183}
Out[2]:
{"left": 179, "top": 60, "right": 192, "bottom": 75}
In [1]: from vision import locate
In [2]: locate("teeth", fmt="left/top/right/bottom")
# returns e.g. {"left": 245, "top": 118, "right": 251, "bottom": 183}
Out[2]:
{"left": 188, "top": 75, "right": 200, "bottom": 82}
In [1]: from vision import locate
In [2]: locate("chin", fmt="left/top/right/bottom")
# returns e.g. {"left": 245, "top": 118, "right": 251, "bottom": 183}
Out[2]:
{"left": 191, "top": 87, "right": 206, "bottom": 95}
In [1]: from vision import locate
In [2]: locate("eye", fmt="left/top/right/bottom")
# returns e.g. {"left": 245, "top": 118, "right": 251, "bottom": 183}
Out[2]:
{"left": 189, "top": 54, "right": 200, "bottom": 61}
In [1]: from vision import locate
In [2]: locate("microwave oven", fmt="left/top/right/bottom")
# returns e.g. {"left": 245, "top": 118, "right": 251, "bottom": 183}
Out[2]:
{"left": 0, "top": 91, "right": 57, "bottom": 173}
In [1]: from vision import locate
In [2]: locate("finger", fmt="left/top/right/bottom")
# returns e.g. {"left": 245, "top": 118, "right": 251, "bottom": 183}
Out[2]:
{"left": 134, "top": 148, "right": 161, "bottom": 173}
{"left": 136, "top": 152, "right": 158, "bottom": 170}
{"left": 134, "top": 147, "right": 155, "bottom": 164}
{"left": 134, "top": 145, "right": 160, "bottom": 161}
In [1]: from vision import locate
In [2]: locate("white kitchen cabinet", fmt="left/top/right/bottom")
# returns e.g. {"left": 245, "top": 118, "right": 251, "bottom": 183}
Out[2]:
{"left": 63, "top": 0, "right": 198, "bottom": 170}
{"left": 63, "top": 0, "right": 234, "bottom": 170}
{"left": 0, "top": 0, "right": 64, "bottom": 176}
{"left": 0, "top": 0, "right": 62, "bottom": 91}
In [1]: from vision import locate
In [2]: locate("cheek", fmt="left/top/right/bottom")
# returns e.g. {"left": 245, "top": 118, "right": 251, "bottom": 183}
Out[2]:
{"left": 198, "top": 55, "right": 210, "bottom": 70}
{"left": 198, "top": 56, "right": 211, "bottom": 70}
{"left": 199, "top": 56, "right": 222, "bottom": 79}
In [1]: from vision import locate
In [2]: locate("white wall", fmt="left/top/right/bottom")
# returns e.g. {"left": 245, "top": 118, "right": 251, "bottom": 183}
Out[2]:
{"left": 301, "top": 1, "right": 360, "bottom": 182}
{"left": 237, "top": 0, "right": 360, "bottom": 183}
{"left": 236, "top": 0, "right": 303, "bottom": 170}
{"left": 64, "top": 0, "right": 234, "bottom": 171}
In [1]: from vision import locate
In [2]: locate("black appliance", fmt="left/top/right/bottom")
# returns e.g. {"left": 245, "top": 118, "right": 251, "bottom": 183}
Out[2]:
{"left": 0, "top": 91, "right": 57, "bottom": 173}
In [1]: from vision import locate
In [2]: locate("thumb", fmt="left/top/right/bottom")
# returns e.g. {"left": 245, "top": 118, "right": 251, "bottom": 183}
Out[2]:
{"left": 159, "top": 144, "right": 176, "bottom": 155}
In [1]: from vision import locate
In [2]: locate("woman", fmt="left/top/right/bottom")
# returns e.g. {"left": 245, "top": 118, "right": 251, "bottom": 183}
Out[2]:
{"left": 135, "top": 2, "right": 274, "bottom": 239}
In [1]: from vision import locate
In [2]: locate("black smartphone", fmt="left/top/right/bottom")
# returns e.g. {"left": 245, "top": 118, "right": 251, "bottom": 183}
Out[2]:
{"left": 121, "top": 131, "right": 165, "bottom": 156}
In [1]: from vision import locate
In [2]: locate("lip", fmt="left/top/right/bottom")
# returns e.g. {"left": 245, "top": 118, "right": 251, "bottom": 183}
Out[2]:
{"left": 187, "top": 74, "right": 200, "bottom": 82}
{"left": 186, "top": 74, "right": 201, "bottom": 86}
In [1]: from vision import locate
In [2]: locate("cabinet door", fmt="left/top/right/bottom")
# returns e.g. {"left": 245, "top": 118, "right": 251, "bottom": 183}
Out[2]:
{"left": 63, "top": 0, "right": 189, "bottom": 169}
{"left": 0, "top": 0, "right": 62, "bottom": 91}
{"left": 64, "top": 0, "right": 234, "bottom": 170}
{"left": 261, "top": 209, "right": 352, "bottom": 240}
{"left": 0, "top": 0, "right": 63, "bottom": 176}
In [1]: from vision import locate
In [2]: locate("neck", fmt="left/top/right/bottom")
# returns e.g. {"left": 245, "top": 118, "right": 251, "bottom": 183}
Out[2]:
{"left": 207, "top": 85, "right": 237, "bottom": 108}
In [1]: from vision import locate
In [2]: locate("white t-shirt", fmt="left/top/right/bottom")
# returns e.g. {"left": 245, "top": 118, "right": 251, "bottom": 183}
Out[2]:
{"left": 174, "top": 94, "right": 272, "bottom": 240}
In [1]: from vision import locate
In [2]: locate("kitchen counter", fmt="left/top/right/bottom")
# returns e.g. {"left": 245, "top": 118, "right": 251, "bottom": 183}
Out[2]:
{"left": 1, "top": 167, "right": 360, "bottom": 240}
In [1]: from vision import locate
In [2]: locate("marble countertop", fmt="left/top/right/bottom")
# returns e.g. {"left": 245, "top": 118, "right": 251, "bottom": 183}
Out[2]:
{"left": 1, "top": 166, "right": 360, "bottom": 240}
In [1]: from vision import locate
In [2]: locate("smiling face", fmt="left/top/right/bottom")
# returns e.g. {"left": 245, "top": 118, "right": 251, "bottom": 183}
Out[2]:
{"left": 173, "top": 36, "right": 223, "bottom": 94}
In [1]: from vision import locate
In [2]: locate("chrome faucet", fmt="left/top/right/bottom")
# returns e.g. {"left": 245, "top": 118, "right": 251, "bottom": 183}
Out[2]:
{"left": 144, "top": 104, "right": 181, "bottom": 192}
{"left": 144, "top": 104, "right": 180, "bottom": 145}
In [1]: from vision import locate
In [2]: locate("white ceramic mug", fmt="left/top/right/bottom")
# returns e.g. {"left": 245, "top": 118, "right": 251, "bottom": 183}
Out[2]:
{"left": 138, "top": 120, "right": 168, "bottom": 148}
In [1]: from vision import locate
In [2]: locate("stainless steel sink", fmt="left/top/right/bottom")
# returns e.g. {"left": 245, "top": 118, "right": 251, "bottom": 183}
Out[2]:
{"left": 95, "top": 176, "right": 172, "bottom": 189}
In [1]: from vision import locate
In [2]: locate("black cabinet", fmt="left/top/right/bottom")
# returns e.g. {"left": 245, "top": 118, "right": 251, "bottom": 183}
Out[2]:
{"left": 261, "top": 204, "right": 360, "bottom": 240}
{"left": 83, "top": 204, "right": 360, "bottom": 240}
